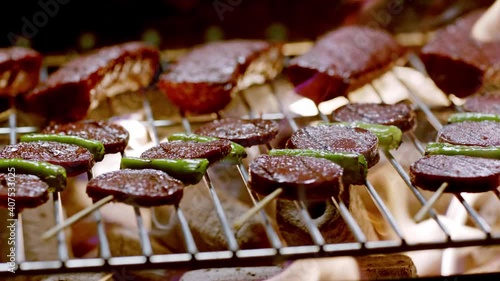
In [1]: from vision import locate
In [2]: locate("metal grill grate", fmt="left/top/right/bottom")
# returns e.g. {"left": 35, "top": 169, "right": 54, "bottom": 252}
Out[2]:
{"left": 0, "top": 52, "right": 499, "bottom": 277}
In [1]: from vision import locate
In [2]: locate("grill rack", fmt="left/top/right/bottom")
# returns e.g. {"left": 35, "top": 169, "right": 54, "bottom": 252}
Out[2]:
{"left": 0, "top": 52, "right": 499, "bottom": 277}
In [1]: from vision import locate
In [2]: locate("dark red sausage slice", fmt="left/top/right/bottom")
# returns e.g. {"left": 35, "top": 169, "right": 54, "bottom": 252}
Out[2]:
{"left": 331, "top": 103, "right": 416, "bottom": 132}
{"left": 86, "top": 169, "right": 184, "bottom": 207}
{"left": 410, "top": 155, "right": 500, "bottom": 193}
{"left": 141, "top": 140, "right": 231, "bottom": 164}
{"left": 41, "top": 120, "right": 129, "bottom": 154}
{"left": 249, "top": 155, "right": 344, "bottom": 201}
{"left": 287, "top": 125, "right": 380, "bottom": 168}
{"left": 0, "top": 174, "right": 49, "bottom": 209}
{"left": 194, "top": 118, "right": 280, "bottom": 147}
{"left": 0, "top": 141, "right": 94, "bottom": 177}
{"left": 437, "top": 121, "right": 500, "bottom": 147}
{"left": 463, "top": 93, "right": 500, "bottom": 114}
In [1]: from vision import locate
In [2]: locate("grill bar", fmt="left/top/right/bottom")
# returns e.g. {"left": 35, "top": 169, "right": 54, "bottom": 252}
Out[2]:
{"left": 134, "top": 206, "right": 153, "bottom": 257}
{"left": 453, "top": 194, "right": 492, "bottom": 237}
{"left": 268, "top": 85, "right": 333, "bottom": 246}
{"left": 142, "top": 93, "right": 199, "bottom": 255}
{"left": 383, "top": 150, "right": 451, "bottom": 238}
{"left": 179, "top": 116, "right": 240, "bottom": 252}
{"left": 332, "top": 198, "right": 367, "bottom": 243}
{"left": 317, "top": 87, "right": 408, "bottom": 243}
{"left": 202, "top": 172, "right": 240, "bottom": 252}
{"left": 87, "top": 170, "right": 112, "bottom": 260}
{"left": 364, "top": 180, "right": 405, "bottom": 240}
{"left": 94, "top": 210, "right": 111, "bottom": 259}
{"left": 392, "top": 73, "right": 443, "bottom": 131}
{"left": 237, "top": 165, "right": 283, "bottom": 249}
{"left": 294, "top": 200, "right": 326, "bottom": 245}
{"left": 175, "top": 206, "right": 199, "bottom": 254}
{"left": 53, "top": 193, "right": 69, "bottom": 261}
{"left": 407, "top": 133, "right": 425, "bottom": 155}
{"left": 315, "top": 108, "right": 371, "bottom": 243}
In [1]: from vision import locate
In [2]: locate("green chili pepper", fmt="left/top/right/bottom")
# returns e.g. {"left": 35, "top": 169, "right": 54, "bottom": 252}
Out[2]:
{"left": 120, "top": 157, "right": 209, "bottom": 185}
{"left": 0, "top": 159, "right": 67, "bottom": 192}
{"left": 448, "top": 112, "right": 500, "bottom": 123}
{"left": 425, "top": 142, "right": 500, "bottom": 159}
{"left": 20, "top": 134, "right": 105, "bottom": 162}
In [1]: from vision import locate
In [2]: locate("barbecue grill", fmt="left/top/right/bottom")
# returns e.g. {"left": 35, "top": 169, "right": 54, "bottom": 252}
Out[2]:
{"left": 0, "top": 43, "right": 498, "bottom": 279}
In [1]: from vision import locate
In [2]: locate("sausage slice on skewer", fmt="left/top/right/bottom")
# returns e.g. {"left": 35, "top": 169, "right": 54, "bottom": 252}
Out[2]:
{"left": 0, "top": 174, "right": 49, "bottom": 209}
{"left": 437, "top": 121, "right": 500, "bottom": 147}
{"left": 331, "top": 103, "right": 416, "bottom": 132}
{"left": 249, "top": 155, "right": 344, "bottom": 201}
{"left": 41, "top": 120, "right": 130, "bottom": 154}
{"left": 0, "top": 141, "right": 94, "bottom": 177}
{"left": 141, "top": 140, "right": 232, "bottom": 165}
{"left": 194, "top": 118, "right": 280, "bottom": 147}
{"left": 463, "top": 92, "right": 500, "bottom": 114}
{"left": 86, "top": 169, "right": 184, "bottom": 207}
{"left": 287, "top": 125, "right": 380, "bottom": 167}
{"left": 410, "top": 155, "right": 500, "bottom": 193}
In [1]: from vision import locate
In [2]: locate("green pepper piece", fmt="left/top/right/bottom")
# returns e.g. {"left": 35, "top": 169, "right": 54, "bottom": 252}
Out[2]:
{"left": 120, "top": 157, "right": 209, "bottom": 185}
{"left": 425, "top": 142, "right": 500, "bottom": 159}
{"left": 448, "top": 112, "right": 500, "bottom": 123}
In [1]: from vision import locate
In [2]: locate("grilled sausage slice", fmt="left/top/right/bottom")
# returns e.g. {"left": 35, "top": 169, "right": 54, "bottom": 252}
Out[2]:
{"left": 249, "top": 155, "right": 344, "bottom": 201}
{"left": 0, "top": 141, "right": 94, "bottom": 177}
{"left": 0, "top": 174, "right": 49, "bottom": 209}
{"left": 437, "top": 121, "right": 500, "bottom": 147}
{"left": 86, "top": 169, "right": 184, "bottom": 207}
{"left": 141, "top": 140, "right": 231, "bottom": 165}
{"left": 331, "top": 102, "right": 416, "bottom": 132}
{"left": 463, "top": 92, "right": 500, "bottom": 114}
{"left": 194, "top": 118, "right": 280, "bottom": 147}
{"left": 410, "top": 155, "right": 500, "bottom": 193}
{"left": 287, "top": 125, "right": 380, "bottom": 168}
{"left": 41, "top": 120, "right": 129, "bottom": 154}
